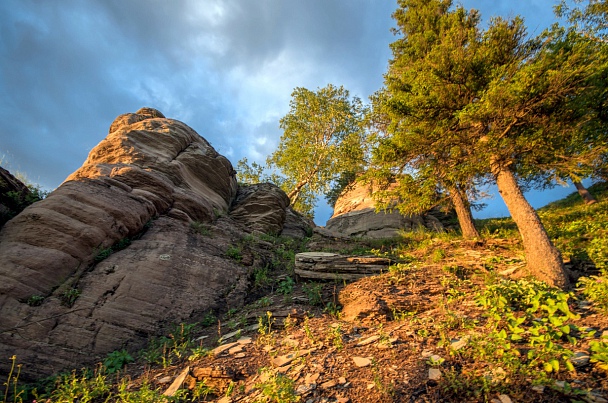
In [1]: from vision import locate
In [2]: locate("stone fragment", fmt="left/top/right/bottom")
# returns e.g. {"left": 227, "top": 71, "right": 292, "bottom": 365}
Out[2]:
{"left": 320, "top": 379, "right": 337, "bottom": 389}
{"left": 296, "top": 384, "right": 315, "bottom": 395}
{"left": 163, "top": 367, "right": 190, "bottom": 396}
{"left": 356, "top": 335, "right": 380, "bottom": 346}
{"left": 237, "top": 336, "right": 253, "bottom": 345}
{"left": 352, "top": 357, "right": 372, "bottom": 367}
{"left": 305, "top": 373, "right": 320, "bottom": 384}
{"left": 571, "top": 351, "right": 590, "bottom": 367}
{"left": 498, "top": 395, "right": 513, "bottom": 403}
{"left": 228, "top": 345, "right": 243, "bottom": 355}
{"left": 450, "top": 336, "right": 470, "bottom": 351}
{"left": 428, "top": 368, "right": 441, "bottom": 381}
{"left": 218, "top": 329, "right": 243, "bottom": 344}
{"left": 532, "top": 385, "right": 545, "bottom": 393}
{"left": 272, "top": 348, "right": 315, "bottom": 367}
{"left": 212, "top": 342, "right": 239, "bottom": 356}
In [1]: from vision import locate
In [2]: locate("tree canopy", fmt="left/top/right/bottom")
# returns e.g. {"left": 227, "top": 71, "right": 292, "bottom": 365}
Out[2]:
{"left": 237, "top": 84, "right": 367, "bottom": 218}
{"left": 368, "top": 0, "right": 608, "bottom": 287}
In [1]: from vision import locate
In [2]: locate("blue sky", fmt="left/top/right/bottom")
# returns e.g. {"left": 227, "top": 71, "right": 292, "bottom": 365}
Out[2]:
{"left": 0, "top": 0, "right": 588, "bottom": 225}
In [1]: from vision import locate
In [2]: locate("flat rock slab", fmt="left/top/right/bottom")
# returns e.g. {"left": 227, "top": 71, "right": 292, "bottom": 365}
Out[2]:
{"left": 295, "top": 252, "right": 392, "bottom": 280}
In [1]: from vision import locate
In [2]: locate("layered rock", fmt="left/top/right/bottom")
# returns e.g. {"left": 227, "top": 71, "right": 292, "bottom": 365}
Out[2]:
{"left": 295, "top": 252, "right": 391, "bottom": 280}
{"left": 325, "top": 181, "right": 444, "bottom": 238}
{"left": 230, "top": 183, "right": 290, "bottom": 235}
{"left": 0, "top": 108, "right": 308, "bottom": 379}
{"left": 0, "top": 167, "right": 32, "bottom": 227}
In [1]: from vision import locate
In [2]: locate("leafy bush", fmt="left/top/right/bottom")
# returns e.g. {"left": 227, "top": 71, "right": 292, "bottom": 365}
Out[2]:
{"left": 60, "top": 288, "right": 81, "bottom": 308}
{"left": 103, "top": 350, "right": 134, "bottom": 374}
{"left": 578, "top": 270, "right": 608, "bottom": 312}
{"left": 226, "top": 245, "right": 242, "bottom": 262}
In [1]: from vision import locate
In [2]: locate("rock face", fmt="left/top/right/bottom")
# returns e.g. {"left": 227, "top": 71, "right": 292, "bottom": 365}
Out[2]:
{"left": 0, "top": 166, "right": 31, "bottom": 228}
{"left": 325, "top": 181, "right": 444, "bottom": 238}
{"left": 0, "top": 108, "right": 309, "bottom": 380}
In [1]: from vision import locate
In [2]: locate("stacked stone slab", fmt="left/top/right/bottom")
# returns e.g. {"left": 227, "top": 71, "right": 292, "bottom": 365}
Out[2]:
{"left": 295, "top": 252, "right": 392, "bottom": 280}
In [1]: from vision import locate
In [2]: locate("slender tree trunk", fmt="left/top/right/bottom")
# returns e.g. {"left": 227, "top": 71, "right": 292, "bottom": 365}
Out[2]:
{"left": 447, "top": 185, "right": 480, "bottom": 239}
{"left": 573, "top": 180, "right": 597, "bottom": 205}
{"left": 492, "top": 162, "right": 569, "bottom": 288}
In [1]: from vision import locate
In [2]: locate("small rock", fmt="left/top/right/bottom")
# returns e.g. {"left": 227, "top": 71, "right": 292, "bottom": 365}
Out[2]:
{"left": 305, "top": 373, "right": 320, "bottom": 384}
{"left": 338, "top": 377, "right": 347, "bottom": 384}
{"left": 421, "top": 349, "right": 433, "bottom": 358}
{"left": 296, "top": 384, "right": 315, "bottom": 395}
{"left": 216, "top": 397, "right": 231, "bottom": 403}
{"left": 272, "top": 353, "right": 296, "bottom": 368}
{"left": 571, "top": 351, "right": 590, "bottom": 367}
{"left": 218, "top": 329, "right": 242, "bottom": 344}
{"left": 277, "top": 364, "right": 292, "bottom": 374}
{"left": 234, "top": 353, "right": 246, "bottom": 358}
{"left": 352, "top": 357, "right": 372, "bottom": 367}
{"left": 320, "top": 380, "right": 337, "bottom": 389}
{"left": 356, "top": 335, "right": 380, "bottom": 346}
{"left": 228, "top": 346, "right": 243, "bottom": 355}
{"left": 272, "top": 348, "right": 315, "bottom": 367}
{"left": 591, "top": 390, "right": 608, "bottom": 403}
{"left": 163, "top": 366, "right": 190, "bottom": 396}
{"left": 237, "top": 336, "right": 252, "bottom": 345}
{"left": 291, "top": 364, "right": 306, "bottom": 375}
{"left": 367, "top": 383, "right": 375, "bottom": 389}
{"left": 157, "top": 376, "right": 172, "bottom": 384}
{"left": 212, "top": 341, "right": 239, "bottom": 356}
{"left": 450, "top": 336, "right": 470, "bottom": 351}
{"left": 532, "top": 385, "right": 545, "bottom": 393}
{"left": 336, "top": 396, "right": 350, "bottom": 403}
{"left": 498, "top": 394, "right": 513, "bottom": 403}
{"left": 428, "top": 368, "right": 441, "bottom": 381}
{"left": 554, "top": 381, "right": 566, "bottom": 389}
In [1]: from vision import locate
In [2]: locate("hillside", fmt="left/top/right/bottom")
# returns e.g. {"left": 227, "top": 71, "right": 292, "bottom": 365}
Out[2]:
{"left": 4, "top": 182, "right": 607, "bottom": 403}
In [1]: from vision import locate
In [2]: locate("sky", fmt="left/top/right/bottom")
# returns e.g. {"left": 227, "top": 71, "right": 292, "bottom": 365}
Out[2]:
{"left": 0, "top": 0, "right": 589, "bottom": 225}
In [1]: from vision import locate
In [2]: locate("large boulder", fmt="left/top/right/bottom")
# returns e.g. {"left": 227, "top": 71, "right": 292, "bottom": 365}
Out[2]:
{"left": 230, "top": 183, "right": 290, "bottom": 235}
{"left": 325, "top": 181, "right": 444, "bottom": 238}
{"left": 0, "top": 108, "right": 308, "bottom": 380}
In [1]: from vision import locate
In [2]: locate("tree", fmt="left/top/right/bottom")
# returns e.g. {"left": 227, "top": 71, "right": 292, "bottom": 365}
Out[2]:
{"left": 376, "top": 0, "right": 607, "bottom": 287}
{"left": 268, "top": 84, "right": 367, "bottom": 211}
{"left": 368, "top": 0, "right": 484, "bottom": 239}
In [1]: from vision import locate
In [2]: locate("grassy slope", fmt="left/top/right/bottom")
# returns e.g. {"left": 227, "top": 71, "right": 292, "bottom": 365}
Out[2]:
{"left": 7, "top": 182, "right": 608, "bottom": 403}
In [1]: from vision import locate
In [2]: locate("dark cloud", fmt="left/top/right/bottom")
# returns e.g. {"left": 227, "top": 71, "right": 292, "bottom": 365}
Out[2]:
{"left": 0, "top": 0, "right": 570, "bottom": 223}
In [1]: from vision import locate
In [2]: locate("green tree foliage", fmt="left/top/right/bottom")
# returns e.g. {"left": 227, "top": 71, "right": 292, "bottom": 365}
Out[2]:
{"left": 236, "top": 85, "right": 367, "bottom": 217}
{"left": 372, "top": 0, "right": 608, "bottom": 287}
{"left": 368, "top": 0, "right": 485, "bottom": 239}
{"left": 269, "top": 85, "right": 367, "bottom": 207}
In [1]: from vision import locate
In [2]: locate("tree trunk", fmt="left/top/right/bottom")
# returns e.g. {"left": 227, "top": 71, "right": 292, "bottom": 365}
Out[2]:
{"left": 447, "top": 186, "right": 480, "bottom": 239}
{"left": 573, "top": 180, "right": 597, "bottom": 205}
{"left": 493, "top": 163, "right": 569, "bottom": 288}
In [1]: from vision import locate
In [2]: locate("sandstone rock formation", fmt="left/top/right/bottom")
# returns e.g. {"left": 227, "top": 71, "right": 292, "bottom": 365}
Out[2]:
{"left": 325, "top": 181, "right": 445, "bottom": 238}
{"left": 0, "top": 167, "right": 32, "bottom": 228}
{"left": 0, "top": 108, "right": 310, "bottom": 380}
